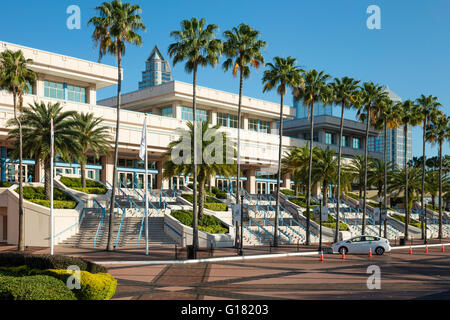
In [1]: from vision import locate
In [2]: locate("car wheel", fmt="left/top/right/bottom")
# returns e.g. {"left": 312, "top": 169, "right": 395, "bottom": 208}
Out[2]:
{"left": 338, "top": 246, "right": 348, "bottom": 255}
{"left": 375, "top": 247, "right": 385, "bottom": 255}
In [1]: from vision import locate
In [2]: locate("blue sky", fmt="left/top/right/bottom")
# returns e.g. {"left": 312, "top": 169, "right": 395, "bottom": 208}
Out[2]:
{"left": 0, "top": 0, "right": 448, "bottom": 157}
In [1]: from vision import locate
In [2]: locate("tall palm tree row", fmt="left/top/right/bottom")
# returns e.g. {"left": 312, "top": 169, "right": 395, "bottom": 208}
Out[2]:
{"left": 222, "top": 23, "right": 266, "bottom": 247}
{"left": 416, "top": 95, "right": 441, "bottom": 239}
{"left": 262, "top": 57, "right": 303, "bottom": 247}
{"left": 355, "top": 82, "right": 387, "bottom": 234}
{"left": 168, "top": 17, "right": 222, "bottom": 251}
{"left": 329, "top": 77, "right": 360, "bottom": 241}
{"left": 426, "top": 111, "right": 450, "bottom": 239}
{"left": 0, "top": 50, "right": 37, "bottom": 251}
{"left": 393, "top": 100, "right": 422, "bottom": 240}
{"left": 294, "top": 70, "right": 331, "bottom": 245}
{"left": 89, "top": 0, "right": 146, "bottom": 251}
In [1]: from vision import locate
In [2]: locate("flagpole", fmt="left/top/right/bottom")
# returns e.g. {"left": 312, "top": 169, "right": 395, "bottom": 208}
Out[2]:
{"left": 50, "top": 117, "right": 54, "bottom": 255}
{"left": 144, "top": 114, "right": 149, "bottom": 256}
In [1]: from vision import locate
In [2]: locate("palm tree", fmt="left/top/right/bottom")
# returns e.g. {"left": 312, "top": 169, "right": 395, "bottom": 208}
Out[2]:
{"left": 7, "top": 102, "right": 79, "bottom": 200}
{"left": 313, "top": 147, "right": 338, "bottom": 206}
{"left": 281, "top": 144, "right": 312, "bottom": 196}
{"left": 222, "top": 23, "right": 266, "bottom": 209}
{"left": 163, "top": 122, "right": 236, "bottom": 220}
{"left": 88, "top": 0, "right": 146, "bottom": 251}
{"left": 426, "top": 111, "right": 450, "bottom": 239}
{"left": 71, "top": 112, "right": 111, "bottom": 188}
{"left": 262, "top": 57, "right": 303, "bottom": 247}
{"left": 355, "top": 82, "right": 387, "bottom": 234}
{"left": 416, "top": 95, "right": 441, "bottom": 238}
{"left": 389, "top": 166, "right": 422, "bottom": 218}
{"left": 368, "top": 159, "right": 392, "bottom": 198}
{"left": 0, "top": 49, "right": 37, "bottom": 251}
{"left": 394, "top": 100, "right": 422, "bottom": 240}
{"left": 374, "top": 96, "right": 400, "bottom": 238}
{"left": 168, "top": 17, "right": 222, "bottom": 252}
{"left": 425, "top": 170, "right": 441, "bottom": 211}
{"left": 345, "top": 155, "right": 371, "bottom": 199}
{"left": 294, "top": 69, "right": 332, "bottom": 245}
{"left": 329, "top": 77, "right": 360, "bottom": 241}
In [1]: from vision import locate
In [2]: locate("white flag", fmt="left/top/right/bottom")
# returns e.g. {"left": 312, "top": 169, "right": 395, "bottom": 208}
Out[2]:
{"left": 139, "top": 117, "right": 147, "bottom": 161}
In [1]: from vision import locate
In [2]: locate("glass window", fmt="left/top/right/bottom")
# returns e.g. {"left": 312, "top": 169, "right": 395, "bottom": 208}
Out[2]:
{"left": 342, "top": 135, "right": 348, "bottom": 147}
{"left": 352, "top": 138, "right": 361, "bottom": 149}
{"left": 259, "top": 120, "right": 270, "bottom": 133}
{"left": 248, "top": 119, "right": 258, "bottom": 132}
{"left": 304, "top": 132, "right": 319, "bottom": 142}
{"left": 217, "top": 113, "right": 228, "bottom": 127}
{"left": 161, "top": 107, "right": 173, "bottom": 118}
{"left": 44, "top": 81, "right": 64, "bottom": 100}
{"left": 181, "top": 107, "right": 208, "bottom": 122}
{"left": 229, "top": 114, "right": 239, "bottom": 128}
{"left": 325, "top": 132, "right": 333, "bottom": 145}
{"left": 67, "top": 85, "right": 86, "bottom": 103}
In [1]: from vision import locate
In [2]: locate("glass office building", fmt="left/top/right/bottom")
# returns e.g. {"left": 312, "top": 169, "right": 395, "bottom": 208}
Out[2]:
{"left": 138, "top": 46, "right": 173, "bottom": 90}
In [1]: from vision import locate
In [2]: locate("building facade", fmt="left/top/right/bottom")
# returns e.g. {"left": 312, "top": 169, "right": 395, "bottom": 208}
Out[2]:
{"left": 0, "top": 40, "right": 385, "bottom": 197}
{"left": 138, "top": 46, "right": 173, "bottom": 90}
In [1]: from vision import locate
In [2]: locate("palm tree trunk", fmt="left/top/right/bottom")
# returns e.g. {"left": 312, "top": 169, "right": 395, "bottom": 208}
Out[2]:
{"left": 274, "top": 93, "right": 284, "bottom": 247}
{"left": 439, "top": 140, "right": 443, "bottom": 239}
{"left": 383, "top": 120, "right": 388, "bottom": 239}
{"left": 235, "top": 69, "right": 243, "bottom": 248}
{"left": 198, "top": 175, "right": 206, "bottom": 221}
{"left": 81, "top": 160, "right": 87, "bottom": 189}
{"left": 335, "top": 103, "right": 345, "bottom": 242}
{"left": 306, "top": 101, "right": 315, "bottom": 246}
{"left": 192, "top": 64, "right": 199, "bottom": 251}
{"left": 404, "top": 124, "right": 409, "bottom": 240}
{"left": 106, "top": 47, "right": 122, "bottom": 251}
{"left": 421, "top": 118, "right": 427, "bottom": 239}
{"left": 362, "top": 106, "right": 371, "bottom": 234}
{"left": 13, "top": 93, "right": 25, "bottom": 251}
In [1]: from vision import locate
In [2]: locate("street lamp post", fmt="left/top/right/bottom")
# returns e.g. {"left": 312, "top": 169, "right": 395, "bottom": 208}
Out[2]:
{"left": 318, "top": 193, "right": 323, "bottom": 252}
{"left": 378, "top": 195, "right": 383, "bottom": 237}
{"left": 239, "top": 191, "right": 244, "bottom": 256}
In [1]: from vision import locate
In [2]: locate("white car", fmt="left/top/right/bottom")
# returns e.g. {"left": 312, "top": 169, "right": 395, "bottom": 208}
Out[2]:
{"left": 332, "top": 235, "right": 391, "bottom": 255}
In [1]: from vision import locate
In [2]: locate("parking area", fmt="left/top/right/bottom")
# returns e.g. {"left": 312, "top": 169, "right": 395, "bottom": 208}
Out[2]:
{"left": 107, "top": 245, "right": 450, "bottom": 300}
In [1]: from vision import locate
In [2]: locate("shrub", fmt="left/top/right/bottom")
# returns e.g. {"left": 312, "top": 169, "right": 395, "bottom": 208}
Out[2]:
{"left": 0, "top": 182, "right": 12, "bottom": 188}
{"left": 71, "top": 187, "right": 107, "bottom": 195}
{"left": 0, "top": 274, "right": 76, "bottom": 300}
{"left": 19, "top": 186, "right": 76, "bottom": 202}
{"left": 28, "top": 199, "right": 77, "bottom": 209}
{"left": 204, "top": 202, "right": 227, "bottom": 211}
{"left": 171, "top": 210, "right": 229, "bottom": 234}
{"left": 60, "top": 176, "right": 104, "bottom": 189}
{"left": 391, "top": 214, "right": 421, "bottom": 228}
{"left": 281, "top": 189, "right": 296, "bottom": 196}
{"left": 0, "top": 253, "right": 107, "bottom": 274}
{"left": 322, "top": 222, "right": 349, "bottom": 231}
{"left": 37, "top": 269, "right": 116, "bottom": 300}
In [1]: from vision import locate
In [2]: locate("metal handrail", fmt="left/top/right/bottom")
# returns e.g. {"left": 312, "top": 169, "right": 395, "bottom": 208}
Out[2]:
{"left": 248, "top": 217, "right": 273, "bottom": 242}
{"left": 53, "top": 207, "right": 86, "bottom": 240}
{"left": 279, "top": 218, "right": 305, "bottom": 242}
{"left": 114, "top": 200, "right": 127, "bottom": 248}
{"left": 93, "top": 202, "right": 106, "bottom": 248}
{"left": 242, "top": 224, "right": 262, "bottom": 244}
{"left": 263, "top": 218, "right": 290, "bottom": 244}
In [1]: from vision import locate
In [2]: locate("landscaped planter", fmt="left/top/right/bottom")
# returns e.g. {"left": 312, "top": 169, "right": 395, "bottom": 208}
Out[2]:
{"left": 55, "top": 175, "right": 111, "bottom": 207}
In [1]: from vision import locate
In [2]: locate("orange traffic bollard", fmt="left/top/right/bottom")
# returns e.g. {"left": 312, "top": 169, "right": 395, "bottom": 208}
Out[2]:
{"left": 369, "top": 247, "right": 373, "bottom": 258}
{"left": 442, "top": 244, "right": 445, "bottom": 253}
{"left": 341, "top": 250, "right": 346, "bottom": 260}
{"left": 320, "top": 250, "right": 324, "bottom": 261}
{"left": 425, "top": 245, "right": 429, "bottom": 254}
{"left": 409, "top": 246, "right": 413, "bottom": 255}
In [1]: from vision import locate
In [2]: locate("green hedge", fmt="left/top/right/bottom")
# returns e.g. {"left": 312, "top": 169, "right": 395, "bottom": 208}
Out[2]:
{"left": 28, "top": 199, "right": 77, "bottom": 209}
{"left": 0, "top": 182, "right": 12, "bottom": 188}
{"left": 0, "top": 266, "right": 116, "bottom": 300}
{"left": 60, "top": 177, "right": 107, "bottom": 194}
{"left": 71, "top": 187, "right": 107, "bottom": 195}
{"left": 0, "top": 253, "right": 107, "bottom": 274}
{"left": 281, "top": 189, "right": 296, "bottom": 196}
{"left": 204, "top": 202, "right": 227, "bottom": 211}
{"left": 289, "top": 196, "right": 319, "bottom": 208}
{"left": 0, "top": 274, "right": 77, "bottom": 300}
{"left": 171, "top": 210, "right": 228, "bottom": 234}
